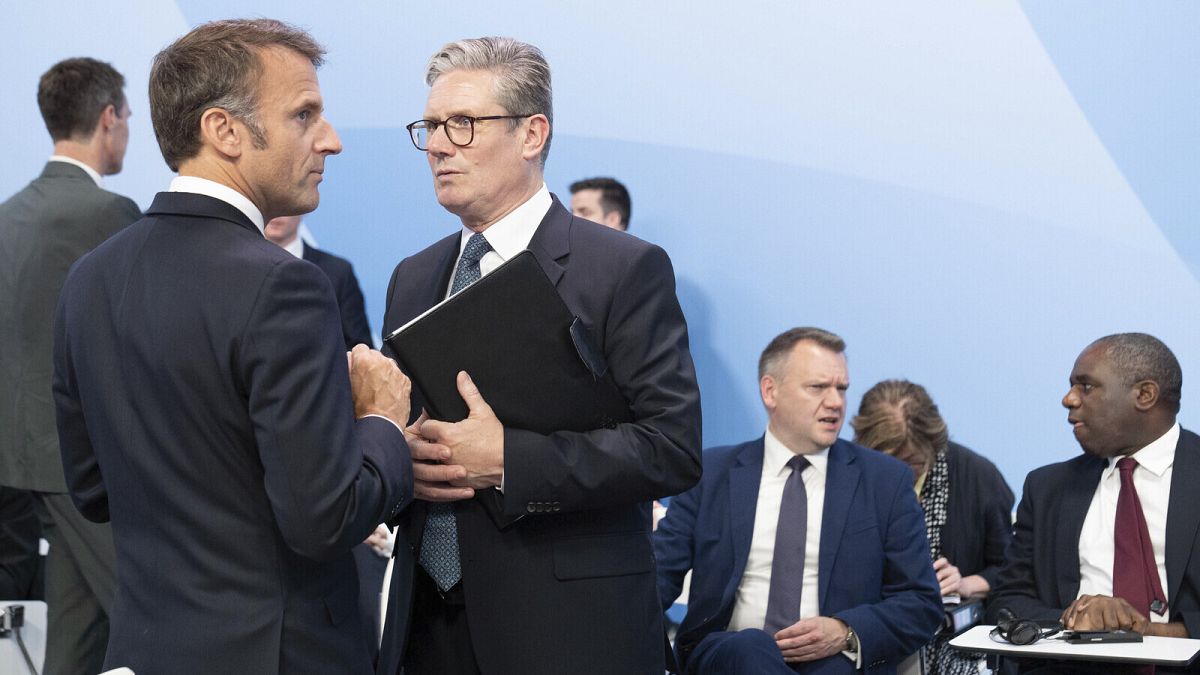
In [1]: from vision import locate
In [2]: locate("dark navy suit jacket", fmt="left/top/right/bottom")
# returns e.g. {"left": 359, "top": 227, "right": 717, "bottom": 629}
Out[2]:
{"left": 989, "top": 427, "right": 1200, "bottom": 644}
{"left": 53, "top": 192, "right": 413, "bottom": 674}
{"left": 303, "top": 244, "right": 372, "bottom": 349}
{"left": 654, "top": 437, "right": 943, "bottom": 673}
{"left": 376, "top": 196, "right": 703, "bottom": 675}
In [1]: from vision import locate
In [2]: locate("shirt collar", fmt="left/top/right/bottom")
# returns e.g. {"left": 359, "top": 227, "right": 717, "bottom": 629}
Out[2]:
{"left": 1107, "top": 422, "right": 1180, "bottom": 478}
{"left": 168, "top": 176, "right": 266, "bottom": 234}
{"left": 283, "top": 236, "right": 305, "bottom": 259}
{"left": 764, "top": 427, "right": 828, "bottom": 478}
{"left": 49, "top": 155, "right": 103, "bottom": 188}
{"left": 457, "top": 184, "right": 551, "bottom": 260}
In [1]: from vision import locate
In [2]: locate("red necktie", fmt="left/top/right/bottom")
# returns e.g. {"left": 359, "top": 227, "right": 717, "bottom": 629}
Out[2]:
{"left": 1113, "top": 457, "right": 1168, "bottom": 619}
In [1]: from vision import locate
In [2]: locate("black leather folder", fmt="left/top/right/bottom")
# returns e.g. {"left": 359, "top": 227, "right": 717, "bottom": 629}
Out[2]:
{"left": 384, "top": 250, "right": 631, "bottom": 434}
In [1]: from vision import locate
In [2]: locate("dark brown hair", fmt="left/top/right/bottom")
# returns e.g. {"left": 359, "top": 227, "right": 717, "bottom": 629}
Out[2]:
{"left": 758, "top": 327, "right": 845, "bottom": 380}
{"left": 149, "top": 18, "right": 324, "bottom": 171}
{"left": 38, "top": 57, "right": 126, "bottom": 142}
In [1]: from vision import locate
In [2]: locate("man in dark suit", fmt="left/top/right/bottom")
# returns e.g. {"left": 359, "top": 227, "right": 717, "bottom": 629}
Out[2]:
{"left": 0, "top": 56, "right": 139, "bottom": 674}
{"left": 654, "top": 328, "right": 943, "bottom": 674}
{"left": 377, "top": 36, "right": 702, "bottom": 675}
{"left": 265, "top": 214, "right": 373, "bottom": 348}
{"left": 52, "top": 19, "right": 414, "bottom": 674}
{"left": 989, "top": 333, "right": 1200, "bottom": 671}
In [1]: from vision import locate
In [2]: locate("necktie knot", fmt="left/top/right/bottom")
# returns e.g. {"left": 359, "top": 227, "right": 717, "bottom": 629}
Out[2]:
{"left": 788, "top": 455, "right": 810, "bottom": 474}
{"left": 1117, "top": 456, "right": 1138, "bottom": 476}
{"left": 461, "top": 233, "right": 492, "bottom": 265}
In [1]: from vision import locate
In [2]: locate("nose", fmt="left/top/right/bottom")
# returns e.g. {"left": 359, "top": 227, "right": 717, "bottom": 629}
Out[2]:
{"left": 824, "top": 389, "right": 845, "bottom": 410}
{"left": 318, "top": 118, "right": 343, "bottom": 155}
{"left": 426, "top": 122, "right": 456, "bottom": 157}
{"left": 1062, "top": 386, "right": 1079, "bottom": 409}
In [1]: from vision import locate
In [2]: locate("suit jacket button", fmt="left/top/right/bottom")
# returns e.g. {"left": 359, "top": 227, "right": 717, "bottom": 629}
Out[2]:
{"left": 526, "top": 504, "right": 536, "bottom": 513}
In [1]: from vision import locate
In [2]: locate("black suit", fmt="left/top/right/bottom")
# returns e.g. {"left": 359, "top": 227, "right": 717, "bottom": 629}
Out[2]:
{"left": 1, "top": 160, "right": 138, "bottom": 672}
{"left": 53, "top": 191, "right": 414, "bottom": 674}
{"left": 989, "top": 427, "right": 1200, "bottom": 671}
{"left": 377, "top": 196, "right": 703, "bottom": 675}
{"left": 303, "top": 243, "right": 373, "bottom": 349}
{"left": 940, "top": 442, "right": 1014, "bottom": 591}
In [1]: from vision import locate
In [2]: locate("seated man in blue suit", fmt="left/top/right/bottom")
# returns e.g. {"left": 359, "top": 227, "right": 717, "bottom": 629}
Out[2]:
{"left": 989, "top": 333, "right": 1200, "bottom": 673}
{"left": 655, "top": 327, "right": 943, "bottom": 674}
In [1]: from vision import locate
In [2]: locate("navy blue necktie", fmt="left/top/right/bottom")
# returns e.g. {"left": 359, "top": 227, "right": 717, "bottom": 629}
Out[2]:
{"left": 764, "top": 455, "right": 810, "bottom": 635}
{"left": 418, "top": 233, "right": 491, "bottom": 591}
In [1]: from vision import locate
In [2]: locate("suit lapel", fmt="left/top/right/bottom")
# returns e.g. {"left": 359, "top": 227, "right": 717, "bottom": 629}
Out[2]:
{"left": 1166, "top": 428, "right": 1200, "bottom": 607}
{"left": 818, "top": 440, "right": 860, "bottom": 611}
{"left": 525, "top": 195, "right": 570, "bottom": 287}
{"left": 1057, "top": 456, "right": 1105, "bottom": 607}
{"left": 727, "top": 440, "right": 764, "bottom": 603}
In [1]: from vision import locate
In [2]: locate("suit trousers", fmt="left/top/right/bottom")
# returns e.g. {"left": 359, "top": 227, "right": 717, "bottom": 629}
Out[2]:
{"left": 402, "top": 568, "right": 481, "bottom": 675}
{"left": 37, "top": 492, "right": 116, "bottom": 675}
{"left": 691, "top": 629, "right": 855, "bottom": 675}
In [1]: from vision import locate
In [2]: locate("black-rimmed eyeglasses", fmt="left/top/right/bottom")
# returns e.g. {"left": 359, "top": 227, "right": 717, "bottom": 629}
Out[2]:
{"left": 405, "top": 114, "right": 534, "bottom": 151}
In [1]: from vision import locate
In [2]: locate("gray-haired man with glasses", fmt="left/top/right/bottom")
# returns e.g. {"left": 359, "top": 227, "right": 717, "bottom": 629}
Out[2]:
{"left": 378, "top": 36, "right": 703, "bottom": 675}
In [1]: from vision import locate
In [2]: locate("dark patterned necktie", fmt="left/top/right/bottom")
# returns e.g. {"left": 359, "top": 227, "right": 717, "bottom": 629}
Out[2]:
{"left": 764, "top": 455, "right": 810, "bottom": 635}
{"left": 418, "top": 232, "right": 492, "bottom": 591}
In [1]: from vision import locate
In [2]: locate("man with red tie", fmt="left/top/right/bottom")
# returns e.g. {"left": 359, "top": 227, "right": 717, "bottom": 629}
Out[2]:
{"left": 990, "top": 332, "right": 1199, "bottom": 671}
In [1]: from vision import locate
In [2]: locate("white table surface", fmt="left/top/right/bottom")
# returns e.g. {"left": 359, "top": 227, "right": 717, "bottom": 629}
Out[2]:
{"left": 951, "top": 624, "right": 1200, "bottom": 666}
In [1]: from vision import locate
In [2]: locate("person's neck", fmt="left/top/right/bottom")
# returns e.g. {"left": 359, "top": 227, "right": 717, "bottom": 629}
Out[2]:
{"left": 1122, "top": 416, "right": 1177, "bottom": 457}
{"left": 269, "top": 233, "right": 298, "bottom": 247}
{"left": 177, "top": 157, "right": 261, "bottom": 214}
{"left": 52, "top": 139, "right": 104, "bottom": 175}
{"left": 460, "top": 177, "right": 543, "bottom": 233}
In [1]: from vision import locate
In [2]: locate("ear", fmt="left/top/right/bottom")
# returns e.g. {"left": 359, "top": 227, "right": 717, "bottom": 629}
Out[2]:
{"left": 603, "top": 212, "right": 623, "bottom": 230}
{"left": 760, "top": 374, "right": 777, "bottom": 411}
{"left": 98, "top": 104, "right": 118, "bottom": 133}
{"left": 198, "top": 108, "right": 245, "bottom": 160}
{"left": 520, "top": 113, "right": 550, "bottom": 162}
{"left": 1133, "top": 379, "right": 1160, "bottom": 412}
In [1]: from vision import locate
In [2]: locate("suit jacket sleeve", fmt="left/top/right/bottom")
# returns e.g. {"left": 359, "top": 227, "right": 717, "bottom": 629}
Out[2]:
{"left": 501, "top": 243, "right": 702, "bottom": 516}
{"left": 53, "top": 284, "right": 109, "bottom": 522}
{"left": 834, "top": 465, "right": 944, "bottom": 666}
{"left": 987, "top": 472, "right": 1064, "bottom": 623}
{"left": 240, "top": 257, "right": 412, "bottom": 561}
{"left": 653, "top": 479, "right": 702, "bottom": 611}
{"left": 974, "top": 459, "right": 1015, "bottom": 590}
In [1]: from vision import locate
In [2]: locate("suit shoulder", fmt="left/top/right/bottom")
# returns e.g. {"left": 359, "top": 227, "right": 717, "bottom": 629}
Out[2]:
{"left": 946, "top": 441, "right": 1004, "bottom": 478}
{"left": 1024, "top": 453, "right": 1096, "bottom": 489}
{"left": 306, "top": 246, "right": 354, "bottom": 273}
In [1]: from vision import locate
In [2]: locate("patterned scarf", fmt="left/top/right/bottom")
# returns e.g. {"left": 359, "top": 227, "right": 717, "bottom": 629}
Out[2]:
{"left": 920, "top": 449, "right": 981, "bottom": 675}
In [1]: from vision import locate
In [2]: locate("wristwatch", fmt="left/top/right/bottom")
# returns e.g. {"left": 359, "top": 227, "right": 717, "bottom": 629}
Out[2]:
{"left": 844, "top": 626, "right": 860, "bottom": 654}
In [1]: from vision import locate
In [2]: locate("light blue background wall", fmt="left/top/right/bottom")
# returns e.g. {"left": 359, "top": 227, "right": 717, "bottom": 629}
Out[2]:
{"left": 3, "top": 2, "right": 1196, "bottom": 497}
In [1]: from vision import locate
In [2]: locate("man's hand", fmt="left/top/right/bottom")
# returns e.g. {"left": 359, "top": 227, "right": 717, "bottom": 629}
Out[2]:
{"left": 348, "top": 345, "right": 411, "bottom": 424}
{"left": 1062, "top": 595, "right": 1149, "bottom": 633}
{"left": 364, "top": 524, "right": 393, "bottom": 557}
{"left": 934, "top": 556, "right": 962, "bottom": 596}
{"left": 417, "top": 371, "right": 504, "bottom": 490}
{"left": 406, "top": 411, "right": 475, "bottom": 503}
{"left": 775, "top": 616, "right": 850, "bottom": 663}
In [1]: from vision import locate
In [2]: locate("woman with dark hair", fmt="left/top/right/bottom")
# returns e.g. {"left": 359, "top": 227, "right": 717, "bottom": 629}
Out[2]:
{"left": 852, "top": 380, "right": 1014, "bottom": 675}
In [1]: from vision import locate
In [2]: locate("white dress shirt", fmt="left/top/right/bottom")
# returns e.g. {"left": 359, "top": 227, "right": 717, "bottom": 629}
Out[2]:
{"left": 729, "top": 428, "right": 827, "bottom": 632}
{"left": 443, "top": 184, "right": 551, "bottom": 298}
{"left": 1077, "top": 422, "right": 1179, "bottom": 622}
{"left": 282, "top": 236, "right": 305, "bottom": 259}
{"left": 169, "top": 175, "right": 265, "bottom": 234}
{"left": 49, "top": 155, "right": 103, "bottom": 187}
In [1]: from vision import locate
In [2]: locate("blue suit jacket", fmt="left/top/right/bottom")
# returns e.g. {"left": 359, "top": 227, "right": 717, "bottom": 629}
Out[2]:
{"left": 654, "top": 437, "right": 942, "bottom": 673}
{"left": 53, "top": 192, "right": 413, "bottom": 674}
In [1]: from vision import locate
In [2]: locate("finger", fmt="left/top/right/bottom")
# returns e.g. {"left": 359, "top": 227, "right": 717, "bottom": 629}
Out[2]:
{"left": 933, "top": 557, "right": 948, "bottom": 570}
{"left": 408, "top": 437, "right": 450, "bottom": 462}
{"left": 413, "top": 461, "right": 465, "bottom": 484}
{"left": 405, "top": 410, "right": 429, "bottom": 436}
{"left": 457, "top": 371, "right": 495, "bottom": 417}
{"left": 414, "top": 480, "right": 475, "bottom": 502}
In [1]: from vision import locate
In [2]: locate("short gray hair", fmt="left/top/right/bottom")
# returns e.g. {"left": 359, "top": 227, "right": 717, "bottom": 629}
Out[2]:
{"left": 1090, "top": 332, "right": 1183, "bottom": 414}
{"left": 425, "top": 36, "right": 553, "bottom": 165}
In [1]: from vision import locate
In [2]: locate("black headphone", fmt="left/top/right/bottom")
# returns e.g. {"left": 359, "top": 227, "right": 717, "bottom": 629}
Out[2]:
{"left": 990, "top": 609, "right": 1062, "bottom": 646}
